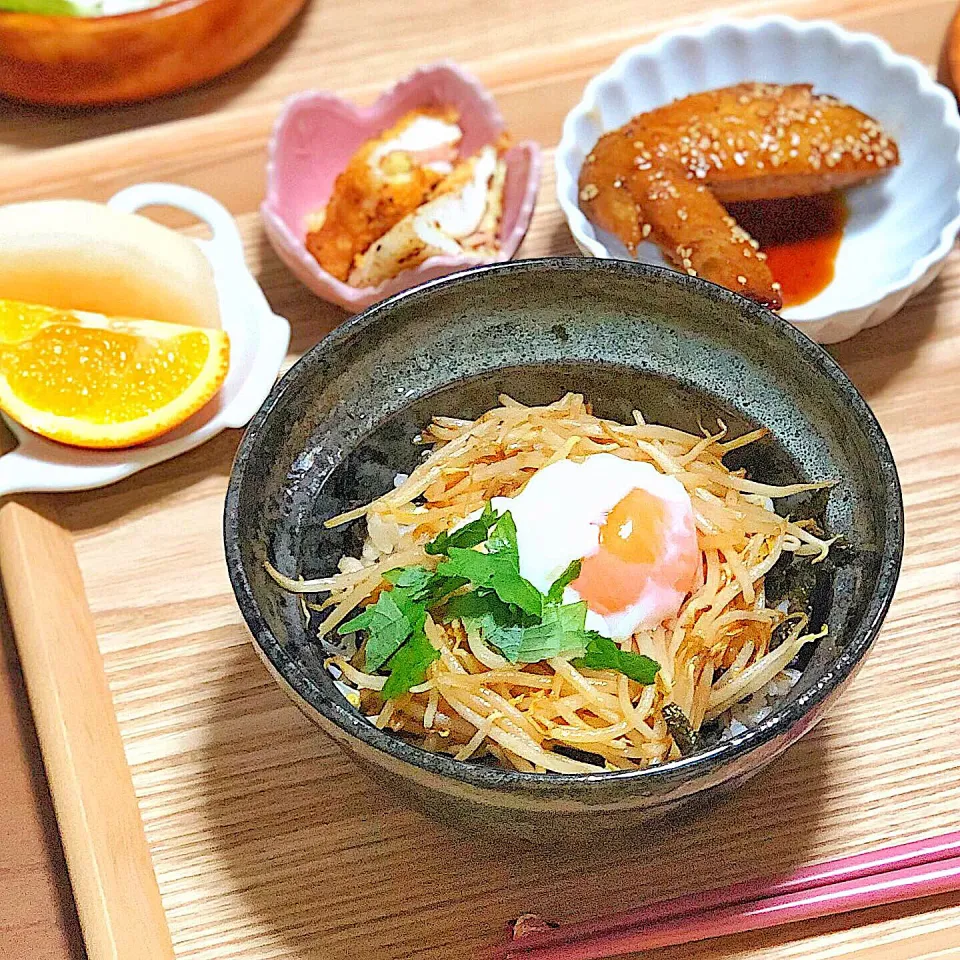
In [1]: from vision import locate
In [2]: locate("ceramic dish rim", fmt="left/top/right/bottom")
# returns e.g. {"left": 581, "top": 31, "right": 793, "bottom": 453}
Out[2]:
{"left": 555, "top": 15, "right": 960, "bottom": 329}
{"left": 224, "top": 257, "right": 904, "bottom": 793}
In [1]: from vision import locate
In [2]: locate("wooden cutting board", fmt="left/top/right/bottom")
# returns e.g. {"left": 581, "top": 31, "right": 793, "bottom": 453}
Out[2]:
{"left": 1, "top": 1, "right": 959, "bottom": 958}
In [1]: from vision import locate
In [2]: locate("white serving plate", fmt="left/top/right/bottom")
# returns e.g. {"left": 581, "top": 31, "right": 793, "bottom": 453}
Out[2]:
{"left": 0, "top": 183, "right": 290, "bottom": 496}
{"left": 555, "top": 16, "right": 960, "bottom": 343}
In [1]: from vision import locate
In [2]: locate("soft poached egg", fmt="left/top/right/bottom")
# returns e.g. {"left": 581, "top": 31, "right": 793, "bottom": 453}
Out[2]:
{"left": 490, "top": 453, "right": 700, "bottom": 638}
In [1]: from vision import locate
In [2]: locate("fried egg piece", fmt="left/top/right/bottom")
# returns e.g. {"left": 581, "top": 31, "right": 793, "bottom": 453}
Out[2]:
{"left": 491, "top": 453, "right": 700, "bottom": 638}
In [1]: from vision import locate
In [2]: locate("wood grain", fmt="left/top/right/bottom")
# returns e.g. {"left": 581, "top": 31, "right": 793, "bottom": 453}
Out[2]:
{"left": 0, "top": 498, "right": 174, "bottom": 960}
{"left": 20, "top": 173, "right": 960, "bottom": 960}
{"left": 0, "top": 579, "right": 85, "bottom": 960}
{"left": 0, "top": 1, "right": 959, "bottom": 958}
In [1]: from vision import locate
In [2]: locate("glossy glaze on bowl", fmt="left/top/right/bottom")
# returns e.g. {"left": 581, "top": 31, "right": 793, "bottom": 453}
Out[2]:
{"left": 224, "top": 259, "right": 903, "bottom": 840}
{"left": 555, "top": 17, "right": 960, "bottom": 343}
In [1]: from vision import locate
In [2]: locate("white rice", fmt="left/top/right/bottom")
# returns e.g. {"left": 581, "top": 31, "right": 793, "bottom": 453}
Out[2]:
{"left": 720, "top": 666, "right": 803, "bottom": 740}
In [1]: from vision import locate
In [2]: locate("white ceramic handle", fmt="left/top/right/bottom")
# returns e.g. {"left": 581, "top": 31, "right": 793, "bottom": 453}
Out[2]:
{"left": 107, "top": 182, "right": 246, "bottom": 263}
{"left": 0, "top": 449, "right": 42, "bottom": 498}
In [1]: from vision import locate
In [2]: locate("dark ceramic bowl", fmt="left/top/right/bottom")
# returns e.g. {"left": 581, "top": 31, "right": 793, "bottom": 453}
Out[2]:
{"left": 224, "top": 258, "right": 903, "bottom": 841}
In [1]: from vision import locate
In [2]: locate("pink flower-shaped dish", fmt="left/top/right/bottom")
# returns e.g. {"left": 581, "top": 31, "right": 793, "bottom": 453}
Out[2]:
{"left": 262, "top": 61, "right": 541, "bottom": 312}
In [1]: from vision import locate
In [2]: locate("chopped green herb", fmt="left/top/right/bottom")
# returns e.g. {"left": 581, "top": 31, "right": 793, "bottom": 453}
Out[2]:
{"left": 345, "top": 501, "right": 646, "bottom": 700}
{"left": 466, "top": 614, "right": 525, "bottom": 663}
{"left": 437, "top": 510, "right": 543, "bottom": 617}
{"left": 383, "top": 566, "right": 434, "bottom": 590}
{"left": 442, "top": 588, "right": 516, "bottom": 623}
{"left": 383, "top": 565, "right": 469, "bottom": 605}
{"left": 514, "top": 601, "right": 589, "bottom": 662}
{"left": 486, "top": 510, "right": 521, "bottom": 561}
{"left": 425, "top": 501, "right": 498, "bottom": 555}
{"left": 339, "top": 591, "right": 414, "bottom": 672}
{"left": 576, "top": 634, "right": 661, "bottom": 685}
{"left": 546, "top": 559, "right": 581, "bottom": 604}
{"left": 440, "top": 548, "right": 543, "bottom": 615}
{"left": 381, "top": 630, "right": 440, "bottom": 698}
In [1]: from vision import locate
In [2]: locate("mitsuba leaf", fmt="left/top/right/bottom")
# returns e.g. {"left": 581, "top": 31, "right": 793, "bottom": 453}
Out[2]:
{"left": 381, "top": 630, "right": 441, "bottom": 698}
{"left": 515, "top": 601, "right": 590, "bottom": 662}
{"left": 425, "top": 501, "right": 498, "bottom": 556}
{"left": 468, "top": 614, "right": 526, "bottom": 663}
{"left": 546, "top": 559, "right": 582, "bottom": 604}
{"left": 339, "top": 591, "right": 413, "bottom": 672}
{"left": 383, "top": 565, "right": 469, "bottom": 605}
{"left": 439, "top": 547, "right": 543, "bottom": 617}
{"left": 576, "top": 634, "right": 661, "bottom": 684}
{"left": 437, "top": 510, "right": 544, "bottom": 617}
{"left": 383, "top": 566, "right": 434, "bottom": 590}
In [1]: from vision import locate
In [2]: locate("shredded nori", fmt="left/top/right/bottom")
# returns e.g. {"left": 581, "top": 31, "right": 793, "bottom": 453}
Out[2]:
{"left": 551, "top": 745, "right": 608, "bottom": 767}
{"left": 661, "top": 704, "right": 699, "bottom": 757}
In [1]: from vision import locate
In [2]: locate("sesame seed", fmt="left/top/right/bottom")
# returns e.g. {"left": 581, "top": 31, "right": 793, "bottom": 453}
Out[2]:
{"left": 737, "top": 275, "right": 747, "bottom": 284}
{"left": 641, "top": 223, "right": 652, "bottom": 238}
{"left": 677, "top": 208, "right": 688, "bottom": 221}
{"left": 687, "top": 267, "right": 698, "bottom": 276}
{"left": 579, "top": 184, "right": 599, "bottom": 202}
{"left": 772, "top": 282, "right": 782, "bottom": 291}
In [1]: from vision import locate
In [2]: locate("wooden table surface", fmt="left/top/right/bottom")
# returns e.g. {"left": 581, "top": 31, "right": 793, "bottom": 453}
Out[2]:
{"left": 0, "top": 1, "right": 958, "bottom": 958}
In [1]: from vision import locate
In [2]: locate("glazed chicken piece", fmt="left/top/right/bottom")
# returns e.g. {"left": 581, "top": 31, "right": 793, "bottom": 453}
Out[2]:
{"left": 348, "top": 145, "right": 507, "bottom": 288}
{"left": 578, "top": 83, "right": 899, "bottom": 306}
{"left": 629, "top": 160, "right": 780, "bottom": 308}
{"left": 625, "top": 83, "right": 898, "bottom": 201}
{"left": 306, "top": 107, "right": 462, "bottom": 281}
{"left": 580, "top": 134, "right": 779, "bottom": 308}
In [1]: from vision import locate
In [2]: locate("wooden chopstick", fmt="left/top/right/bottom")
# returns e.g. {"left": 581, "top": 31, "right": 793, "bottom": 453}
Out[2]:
{"left": 506, "top": 832, "right": 960, "bottom": 960}
{"left": 0, "top": 497, "right": 175, "bottom": 960}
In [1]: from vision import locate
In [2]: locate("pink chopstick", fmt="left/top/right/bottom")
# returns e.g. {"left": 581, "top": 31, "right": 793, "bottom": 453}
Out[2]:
{"left": 506, "top": 832, "right": 960, "bottom": 960}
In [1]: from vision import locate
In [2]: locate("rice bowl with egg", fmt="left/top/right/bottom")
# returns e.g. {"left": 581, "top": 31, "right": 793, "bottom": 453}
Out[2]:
{"left": 268, "top": 393, "right": 834, "bottom": 774}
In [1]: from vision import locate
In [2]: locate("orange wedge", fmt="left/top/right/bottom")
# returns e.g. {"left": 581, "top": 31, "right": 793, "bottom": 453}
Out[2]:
{"left": 0, "top": 299, "right": 230, "bottom": 449}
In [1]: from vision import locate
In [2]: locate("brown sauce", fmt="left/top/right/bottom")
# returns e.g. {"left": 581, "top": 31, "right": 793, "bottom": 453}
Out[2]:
{"left": 726, "top": 192, "right": 848, "bottom": 307}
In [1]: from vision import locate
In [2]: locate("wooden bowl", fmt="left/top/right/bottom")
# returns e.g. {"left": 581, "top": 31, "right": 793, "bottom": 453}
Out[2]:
{"left": 939, "top": 4, "right": 960, "bottom": 99}
{"left": 0, "top": 0, "right": 307, "bottom": 106}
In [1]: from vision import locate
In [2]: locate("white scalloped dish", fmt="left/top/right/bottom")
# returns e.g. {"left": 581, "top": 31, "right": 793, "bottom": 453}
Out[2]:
{"left": 556, "top": 17, "right": 960, "bottom": 343}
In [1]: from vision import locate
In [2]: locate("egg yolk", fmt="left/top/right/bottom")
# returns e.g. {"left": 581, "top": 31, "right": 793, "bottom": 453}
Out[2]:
{"left": 573, "top": 488, "right": 697, "bottom": 616}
